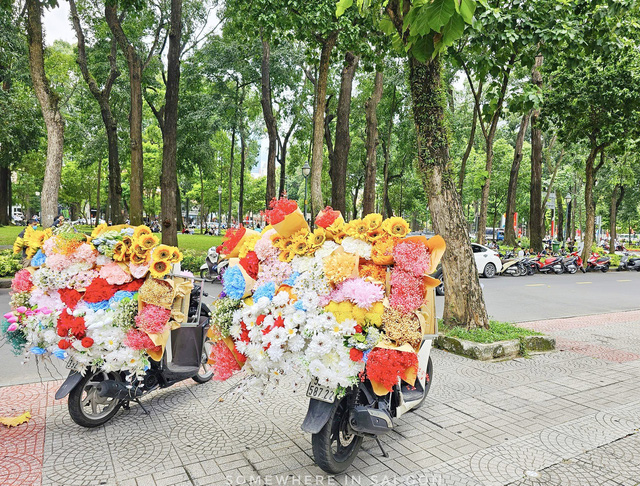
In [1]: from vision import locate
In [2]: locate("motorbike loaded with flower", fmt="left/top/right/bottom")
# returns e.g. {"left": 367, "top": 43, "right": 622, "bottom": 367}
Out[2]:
{"left": 2, "top": 223, "right": 214, "bottom": 427}
{"left": 208, "top": 199, "right": 445, "bottom": 473}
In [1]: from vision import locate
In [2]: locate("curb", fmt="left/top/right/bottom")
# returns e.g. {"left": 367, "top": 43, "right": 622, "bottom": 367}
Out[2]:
{"left": 0, "top": 278, "right": 11, "bottom": 289}
{"left": 433, "top": 333, "right": 556, "bottom": 361}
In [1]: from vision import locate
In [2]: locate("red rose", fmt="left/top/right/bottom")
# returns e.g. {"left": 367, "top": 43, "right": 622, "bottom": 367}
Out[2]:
{"left": 57, "top": 326, "right": 68, "bottom": 337}
{"left": 354, "top": 325, "right": 363, "bottom": 334}
{"left": 81, "top": 337, "right": 94, "bottom": 348}
{"left": 58, "top": 339, "right": 71, "bottom": 350}
{"left": 349, "top": 348, "right": 364, "bottom": 362}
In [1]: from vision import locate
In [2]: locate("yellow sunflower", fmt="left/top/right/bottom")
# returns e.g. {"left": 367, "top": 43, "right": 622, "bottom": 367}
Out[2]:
{"left": 139, "top": 233, "right": 160, "bottom": 250}
{"left": 112, "top": 241, "right": 128, "bottom": 262}
{"left": 271, "top": 234, "right": 285, "bottom": 249}
{"left": 292, "top": 237, "right": 308, "bottom": 255}
{"left": 278, "top": 250, "right": 295, "bottom": 263}
{"left": 152, "top": 244, "right": 173, "bottom": 262}
{"left": 130, "top": 251, "right": 149, "bottom": 265}
{"left": 333, "top": 230, "right": 347, "bottom": 244}
{"left": 367, "top": 227, "right": 385, "bottom": 242}
{"left": 169, "top": 247, "right": 183, "bottom": 263}
{"left": 131, "top": 242, "right": 147, "bottom": 257}
{"left": 308, "top": 228, "right": 326, "bottom": 247}
{"left": 364, "top": 213, "right": 383, "bottom": 230}
{"left": 281, "top": 238, "right": 294, "bottom": 250}
{"left": 326, "top": 219, "right": 345, "bottom": 236}
{"left": 91, "top": 223, "right": 108, "bottom": 238}
{"left": 291, "top": 227, "right": 311, "bottom": 241}
{"left": 133, "top": 225, "right": 152, "bottom": 239}
{"left": 383, "top": 217, "right": 410, "bottom": 238}
{"left": 346, "top": 219, "right": 369, "bottom": 240}
{"left": 150, "top": 259, "right": 171, "bottom": 279}
{"left": 122, "top": 235, "right": 133, "bottom": 249}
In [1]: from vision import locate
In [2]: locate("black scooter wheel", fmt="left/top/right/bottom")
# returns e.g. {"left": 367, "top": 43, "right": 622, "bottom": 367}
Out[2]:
{"left": 192, "top": 338, "right": 215, "bottom": 384}
{"left": 68, "top": 370, "right": 123, "bottom": 428}
{"left": 312, "top": 396, "right": 363, "bottom": 474}
{"left": 413, "top": 356, "right": 433, "bottom": 410}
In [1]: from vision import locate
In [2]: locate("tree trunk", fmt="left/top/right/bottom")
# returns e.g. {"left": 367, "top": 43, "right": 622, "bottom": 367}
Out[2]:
{"left": 310, "top": 32, "right": 339, "bottom": 215}
{"left": 228, "top": 125, "right": 236, "bottom": 227}
{"left": 409, "top": 56, "right": 489, "bottom": 329}
{"left": 352, "top": 175, "right": 363, "bottom": 220}
{"left": 330, "top": 51, "right": 359, "bottom": 214}
{"left": 458, "top": 102, "right": 478, "bottom": 194}
{"left": 556, "top": 193, "right": 564, "bottom": 241}
{"left": 239, "top": 129, "right": 246, "bottom": 225}
{"left": 529, "top": 55, "right": 544, "bottom": 251}
{"left": 582, "top": 145, "right": 602, "bottom": 263}
{"left": 70, "top": 0, "right": 123, "bottom": 224}
{"left": 381, "top": 85, "right": 398, "bottom": 219}
{"left": 277, "top": 119, "right": 295, "bottom": 200}
{"left": 26, "top": 0, "right": 64, "bottom": 228}
{"left": 362, "top": 71, "right": 384, "bottom": 216}
{"left": 609, "top": 184, "right": 624, "bottom": 255}
{"left": 96, "top": 158, "right": 102, "bottom": 226}
{"left": 158, "top": 0, "right": 182, "bottom": 246}
{"left": 0, "top": 166, "right": 10, "bottom": 225}
{"left": 105, "top": 3, "right": 144, "bottom": 226}
{"left": 504, "top": 112, "right": 530, "bottom": 247}
{"left": 260, "top": 31, "right": 278, "bottom": 206}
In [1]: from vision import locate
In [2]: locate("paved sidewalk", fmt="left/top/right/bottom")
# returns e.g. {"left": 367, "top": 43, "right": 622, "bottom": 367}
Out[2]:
{"left": 2, "top": 310, "right": 640, "bottom": 486}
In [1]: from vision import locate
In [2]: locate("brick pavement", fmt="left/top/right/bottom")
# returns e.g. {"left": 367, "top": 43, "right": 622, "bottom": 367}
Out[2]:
{"left": 1, "top": 310, "right": 640, "bottom": 486}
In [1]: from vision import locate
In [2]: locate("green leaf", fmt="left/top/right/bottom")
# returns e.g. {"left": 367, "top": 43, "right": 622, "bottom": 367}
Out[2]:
{"left": 440, "top": 12, "right": 465, "bottom": 48}
{"left": 336, "top": 0, "right": 353, "bottom": 17}
{"left": 379, "top": 17, "right": 395, "bottom": 36}
{"left": 424, "top": 0, "right": 456, "bottom": 32}
{"left": 458, "top": 0, "right": 476, "bottom": 24}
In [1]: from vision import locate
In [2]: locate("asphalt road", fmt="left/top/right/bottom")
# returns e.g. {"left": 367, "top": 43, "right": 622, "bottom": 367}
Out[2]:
{"left": 1, "top": 270, "right": 639, "bottom": 387}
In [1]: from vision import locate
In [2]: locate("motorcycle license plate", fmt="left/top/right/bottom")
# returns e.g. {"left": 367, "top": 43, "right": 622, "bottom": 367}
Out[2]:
{"left": 66, "top": 358, "right": 79, "bottom": 371}
{"left": 306, "top": 377, "right": 336, "bottom": 403}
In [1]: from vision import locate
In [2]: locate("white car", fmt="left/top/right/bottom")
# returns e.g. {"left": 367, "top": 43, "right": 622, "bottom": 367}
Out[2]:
{"left": 471, "top": 243, "right": 502, "bottom": 278}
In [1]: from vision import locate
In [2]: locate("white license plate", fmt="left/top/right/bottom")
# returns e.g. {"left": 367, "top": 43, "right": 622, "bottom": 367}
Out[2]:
{"left": 66, "top": 358, "right": 78, "bottom": 370}
{"left": 306, "top": 378, "right": 335, "bottom": 403}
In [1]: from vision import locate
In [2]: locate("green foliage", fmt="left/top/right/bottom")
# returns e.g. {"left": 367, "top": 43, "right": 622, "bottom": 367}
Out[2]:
{"left": 0, "top": 249, "right": 21, "bottom": 277}
{"left": 179, "top": 248, "right": 206, "bottom": 273}
{"left": 441, "top": 320, "right": 542, "bottom": 343}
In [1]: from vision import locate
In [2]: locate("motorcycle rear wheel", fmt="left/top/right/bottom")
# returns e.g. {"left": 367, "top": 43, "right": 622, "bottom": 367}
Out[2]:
{"left": 413, "top": 356, "right": 433, "bottom": 410}
{"left": 68, "top": 370, "right": 123, "bottom": 428}
{"left": 192, "top": 338, "right": 215, "bottom": 384}
{"left": 312, "top": 396, "right": 363, "bottom": 474}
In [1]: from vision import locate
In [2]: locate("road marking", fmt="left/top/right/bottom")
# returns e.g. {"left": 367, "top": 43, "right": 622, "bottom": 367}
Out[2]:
{"left": 617, "top": 279, "right": 632, "bottom": 282}
{"left": 576, "top": 282, "right": 592, "bottom": 284}
{"left": 526, "top": 284, "right": 546, "bottom": 287}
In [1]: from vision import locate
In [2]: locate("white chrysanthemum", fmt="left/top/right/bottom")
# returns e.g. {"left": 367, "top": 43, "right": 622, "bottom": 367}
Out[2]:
{"left": 248, "top": 326, "right": 262, "bottom": 341}
{"left": 232, "top": 309, "right": 243, "bottom": 326}
{"left": 265, "top": 327, "right": 287, "bottom": 346}
{"left": 229, "top": 322, "right": 242, "bottom": 340}
{"left": 235, "top": 339, "right": 248, "bottom": 354}
{"left": 341, "top": 237, "right": 373, "bottom": 259}
{"left": 284, "top": 326, "right": 298, "bottom": 339}
{"left": 272, "top": 291, "right": 290, "bottom": 308}
{"left": 291, "top": 310, "right": 306, "bottom": 326}
{"left": 254, "top": 296, "right": 271, "bottom": 312}
{"left": 314, "top": 241, "right": 338, "bottom": 261}
{"left": 306, "top": 333, "right": 332, "bottom": 358}
{"left": 288, "top": 334, "right": 306, "bottom": 352}
{"left": 262, "top": 314, "right": 275, "bottom": 329}
{"left": 340, "top": 318, "right": 358, "bottom": 336}
{"left": 267, "top": 345, "right": 284, "bottom": 362}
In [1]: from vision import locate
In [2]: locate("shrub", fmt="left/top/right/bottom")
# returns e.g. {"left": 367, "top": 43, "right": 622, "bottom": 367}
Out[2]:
{"left": 0, "top": 250, "right": 22, "bottom": 278}
{"left": 180, "top": 248, "right": 205, "bottom": 274}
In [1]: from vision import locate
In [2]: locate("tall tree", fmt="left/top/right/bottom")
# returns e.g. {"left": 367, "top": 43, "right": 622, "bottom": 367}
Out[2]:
{"left": 504, "top": 111, "right": 530, "bottom": 246}
{"left": 341, "top": 0, "right": 491, "bottom": 329}
{"left": 529, "top": 55, "right": 544, "bottom": 251}
{"left": 25, "top": 0, "right": 64, "bottom": 227}
{"left": 362, "top": 71, "right": 383, "bottom": 216}
{"left": 69, "top": 0, "right": 123, "bottom": 224}
{"left": 105, "top": 1, "right": 166, "bottom": 225}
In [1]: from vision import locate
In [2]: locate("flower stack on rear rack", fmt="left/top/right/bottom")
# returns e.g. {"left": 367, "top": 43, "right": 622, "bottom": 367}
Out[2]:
{"left": 2, "top": 223, "right": 191, "bottom": 376}
{"left": 208, "top": 199, "right": 444, "bottom": 397}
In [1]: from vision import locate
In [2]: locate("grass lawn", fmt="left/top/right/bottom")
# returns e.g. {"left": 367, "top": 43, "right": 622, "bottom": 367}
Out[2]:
{"left": 0, "top": 225, "right": 222, "bottom": 253}
{"left": 440, "top": 320, "right": 542, "bottom": 343}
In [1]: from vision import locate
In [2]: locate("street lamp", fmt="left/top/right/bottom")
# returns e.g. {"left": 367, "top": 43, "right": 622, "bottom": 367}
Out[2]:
{"left": 302, "top": 162, "right": 311, "bottom": 224}
{"left": 218, "top": 185, "right": 222, "bottom": 235}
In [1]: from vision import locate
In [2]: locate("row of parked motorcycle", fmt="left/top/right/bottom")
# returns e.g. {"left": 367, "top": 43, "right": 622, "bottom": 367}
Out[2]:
{"left": 500, "top": 251, "right": 640, "bottom": 276}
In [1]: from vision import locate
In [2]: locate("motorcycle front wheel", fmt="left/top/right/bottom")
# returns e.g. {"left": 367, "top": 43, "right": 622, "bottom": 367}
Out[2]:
{"left": 312, "top": 396, "right": 363, "bottom": 474}
{"left": 68, "top": 370, "right": 123, "bottom": 428}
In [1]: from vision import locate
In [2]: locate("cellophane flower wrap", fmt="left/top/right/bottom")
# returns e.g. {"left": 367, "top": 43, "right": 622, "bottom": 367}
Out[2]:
{"left": 210, "top": 203, "right": 443, "bottom": 398}
{"left": 1, "top": 224, "right": 185, "bottom": 378}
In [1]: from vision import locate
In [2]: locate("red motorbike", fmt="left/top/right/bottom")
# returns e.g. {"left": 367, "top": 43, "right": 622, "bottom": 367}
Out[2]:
{"left": 585, "top": 252, "right": 610, "bottom": 272}
{"left": 562, "top": 252, "right": 585, "bottom": 274}
{"left": 534, "top": 253, "right": 565, "bottom": 274}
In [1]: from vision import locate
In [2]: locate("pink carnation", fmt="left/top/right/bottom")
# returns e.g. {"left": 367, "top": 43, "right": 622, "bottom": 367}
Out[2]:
{"left": 255, "top": 257, "right": 291, "bottom": 288}
{"left": 254, "top": 230, "right": 279, "bottom": 261}
{"left": 393, "top": 241, "right": 430, "bottom": 276}
{"left": 72, "top": 243, "right": 97, "bottom": 266}
{"left": 209, "top": 340, "right": 241, "bottom": 381}
{"left": 99, "top": 262, "right": 132, "bottom": 285}
{"left": 135, "top": 304, "right": 171, "bottom": 334}
{"left": 124, "top": 329, "right": 156, "bottom": 350}
{"left": 11, "top": 269, "right": 33, "bottom": 293}
{"left": 129, "top": 262, "right": 150, "bottom": 279}
{"left": 29, "top": 288, "right": 64, "bottom": 311}
{"left": 389, "top": 269, "right": 425, "bottom": 313}
{"left": 46, "top": 253, "right": 73, "bottom": 272}
{"left": 42, "top": 238, "right": 57, "bottom": 256}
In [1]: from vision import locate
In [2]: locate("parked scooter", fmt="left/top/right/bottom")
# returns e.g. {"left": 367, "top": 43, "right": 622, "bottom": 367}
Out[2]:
{"left": 617, "top": 252, "right": 640, "bottom": 271}
{"left": 55, "top": 279, "right": 214, "bottom": 427}
{"left": 500, "top": 252, "right": 526, "bottom": 276}
{"left": 535, "top": 253, "right": 565, "bottom": 274}
{"left": 585, "top": 252, "right": 610, "bottom": 272}
{"left": 302, "top": 291, "right": 435, "bottom": 474}
{"left": 561, "top": 252, "right": 584, "bottom": 274}
{"left": 199, "top": 246, "right": 228, "bottom": 281}
{"left": 520, "top": 256, "right": 538, "bottom": 275}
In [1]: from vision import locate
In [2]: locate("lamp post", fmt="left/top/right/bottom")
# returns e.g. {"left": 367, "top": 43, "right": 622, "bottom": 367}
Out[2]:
{"left": 218, "top": 185, "right": 222, "bottom": 235}
{"left": 565, "top": 194, "right": 571, "bottom": 247}
{"left": 302, "top": 162, "right": 311, "bottom": 224}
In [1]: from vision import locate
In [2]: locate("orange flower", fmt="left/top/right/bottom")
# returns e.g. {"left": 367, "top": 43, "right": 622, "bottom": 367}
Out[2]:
{"left": 371, "top": 234, "right": 397, "bottom": 265}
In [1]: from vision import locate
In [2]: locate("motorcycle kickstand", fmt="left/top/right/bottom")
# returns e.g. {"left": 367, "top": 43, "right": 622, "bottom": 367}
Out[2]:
{"left": 124, "top": 398, "right": 150, "bottom": 415}
{"left": 375, "top": 437, "right": 389, "bottom": 458}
